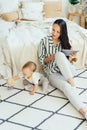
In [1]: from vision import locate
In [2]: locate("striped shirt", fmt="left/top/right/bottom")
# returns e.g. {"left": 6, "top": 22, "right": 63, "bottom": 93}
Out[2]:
{"left": 37, "top": 35, "right": 61, "bottom": 77}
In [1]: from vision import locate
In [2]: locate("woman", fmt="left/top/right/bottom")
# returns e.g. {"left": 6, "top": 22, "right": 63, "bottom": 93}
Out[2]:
{"left": 37, "top": 19, "right": 87, "bottom": 119}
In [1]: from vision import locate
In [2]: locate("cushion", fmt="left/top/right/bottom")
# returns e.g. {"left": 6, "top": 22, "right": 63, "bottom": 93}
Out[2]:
{"left": 21, "top": 1, "right": 44, "bottom": 21}
{"left": 21, "top": 9, "right": 43, "bottom": 21}
{"left": 1, "top": 11, "right": 19, "bottom": 21}
{"left": 43, "top": 1, "right": 62, "bottom": 18}
{"left": 0, "top": 0, "right": 19, "bottom": 13}
{"left": 22, "top": 1, "right": 44, "bottom": 12}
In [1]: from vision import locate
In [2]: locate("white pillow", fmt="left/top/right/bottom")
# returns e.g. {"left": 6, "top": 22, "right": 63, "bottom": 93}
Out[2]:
{"left": 21, "top": 2, "right": 44, "bottom": 21}
{"left": 0, "top": 0, "right": 19, "bottom": 13}
{"left": 22, "top": 2, "right": 44, "bottom": 13}
{"left": 22, "top": 9, "right": 43, "bottom": 21}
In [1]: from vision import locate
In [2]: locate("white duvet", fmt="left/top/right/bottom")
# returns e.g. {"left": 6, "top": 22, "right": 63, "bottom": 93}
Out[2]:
{"left": 0, "top": 18, "right": 87, "bottom": 77}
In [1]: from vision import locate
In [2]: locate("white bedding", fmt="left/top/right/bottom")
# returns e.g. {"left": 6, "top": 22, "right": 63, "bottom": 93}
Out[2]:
{"left": 0, "top": 18, "right": 87, "bottom": 77}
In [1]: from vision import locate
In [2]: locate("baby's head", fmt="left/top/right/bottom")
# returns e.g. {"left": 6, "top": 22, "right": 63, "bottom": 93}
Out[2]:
{"left": 22, "top": 61, "right": 37, "bottom": 78}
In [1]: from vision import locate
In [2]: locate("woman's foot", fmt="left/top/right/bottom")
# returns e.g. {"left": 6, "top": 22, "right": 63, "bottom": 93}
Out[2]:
{"left": 79, "top": 108, "right": 87, "bottom": 120}
{"left": 67, "top": 78, "right": 75, "bottom": 87}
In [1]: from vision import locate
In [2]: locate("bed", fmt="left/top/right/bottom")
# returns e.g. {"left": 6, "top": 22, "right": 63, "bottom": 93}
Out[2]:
{"left": 0, "top": 0, "right": 87, "bottom": 78}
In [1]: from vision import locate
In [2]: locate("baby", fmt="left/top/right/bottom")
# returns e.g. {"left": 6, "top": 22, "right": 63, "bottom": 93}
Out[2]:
{"left": 7, "top": 61, "right": 49, "bottom": 95}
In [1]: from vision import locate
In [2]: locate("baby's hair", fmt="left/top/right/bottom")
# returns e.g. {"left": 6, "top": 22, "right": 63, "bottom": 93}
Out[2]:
{"left": 22, "top": 61, "right": 37, "bottom": 72}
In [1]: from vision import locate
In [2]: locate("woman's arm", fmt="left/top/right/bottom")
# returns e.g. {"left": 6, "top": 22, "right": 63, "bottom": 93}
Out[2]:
{"left": 38, "top": 39, "right": 46, "bottom": 65}
{"left": 38, "top": 38, "right": 55, "bottom": 65}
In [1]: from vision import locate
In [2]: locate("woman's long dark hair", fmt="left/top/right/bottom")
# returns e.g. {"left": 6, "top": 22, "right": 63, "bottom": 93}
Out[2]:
{"left": 53, "top": 19, "right": 71, "bottom": 49}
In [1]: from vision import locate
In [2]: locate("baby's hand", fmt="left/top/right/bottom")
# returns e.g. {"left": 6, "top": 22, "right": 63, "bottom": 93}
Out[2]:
{"left": 7, "top": 78, "right": 14, "bottom": 86}
{"left": 29, "top": 84, "right": 38, "bottom": 95}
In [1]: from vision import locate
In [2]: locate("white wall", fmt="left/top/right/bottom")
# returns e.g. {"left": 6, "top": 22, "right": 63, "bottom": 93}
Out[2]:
{"left": 62, "top": 0, "right": 69, "bottom": 18}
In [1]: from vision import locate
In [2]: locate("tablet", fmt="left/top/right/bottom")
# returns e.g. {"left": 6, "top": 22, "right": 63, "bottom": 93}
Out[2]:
{"left": 61, "top": 49, "right": 79, "bottom": 56}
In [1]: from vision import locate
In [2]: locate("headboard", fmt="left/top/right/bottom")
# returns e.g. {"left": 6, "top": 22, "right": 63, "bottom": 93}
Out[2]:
{"left": 43, "top": 1, "right": 62, "bottom": 18}
{"left": 0, "top": 1, "right": 62, "bottom": 21}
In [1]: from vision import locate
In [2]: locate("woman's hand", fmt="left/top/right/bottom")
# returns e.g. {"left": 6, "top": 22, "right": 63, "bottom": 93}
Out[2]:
{"left": 49, "top": 54, "right": 55, "bottom": 61}
{"left": 44, "top": 54, "right": 55, "bottom": 63}
{"left": 68, "top": 53, "right": 77, "bottom": 62}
